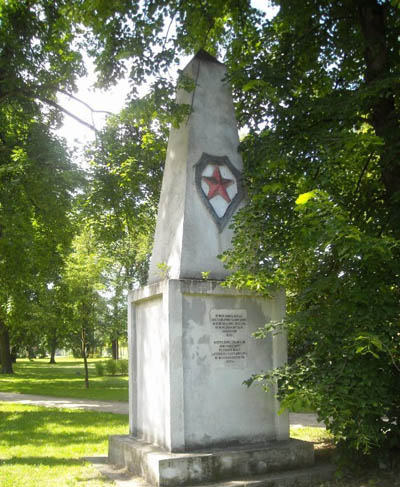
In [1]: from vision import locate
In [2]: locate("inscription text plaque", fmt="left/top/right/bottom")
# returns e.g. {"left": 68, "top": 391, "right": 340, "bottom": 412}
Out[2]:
{"left": 210, "top": 309, "right": 248, "bottom": 368}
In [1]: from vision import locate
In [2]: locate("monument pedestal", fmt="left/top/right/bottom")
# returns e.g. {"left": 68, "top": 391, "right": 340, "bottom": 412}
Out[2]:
{"left": 108, "top": 279, "right": 318, "bottom": 486}
{"left": 128, "top": 279, "right": 288, "bottom": 452}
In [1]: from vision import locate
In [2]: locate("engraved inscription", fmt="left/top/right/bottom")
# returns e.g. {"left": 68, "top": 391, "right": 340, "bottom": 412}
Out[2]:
{"left": 210, "top": 309, "right": 248, "bottom": 368}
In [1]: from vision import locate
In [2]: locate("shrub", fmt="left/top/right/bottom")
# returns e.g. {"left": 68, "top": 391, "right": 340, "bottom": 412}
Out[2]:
{"left": 94, "top": 361, "right": 104, "bottom": 377}
{"left": 105, "top": 359, "right": 117, "bottom": 376}
{"left": 117, "top": 359, "right": 128, "bottom": 375}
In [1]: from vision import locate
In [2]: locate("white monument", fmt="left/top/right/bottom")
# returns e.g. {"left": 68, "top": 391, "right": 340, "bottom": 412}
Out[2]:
{"left": 108, "top": 51, "right": 329, "bottom": 487}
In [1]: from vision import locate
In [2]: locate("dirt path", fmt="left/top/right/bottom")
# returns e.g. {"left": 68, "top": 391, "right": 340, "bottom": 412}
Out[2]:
{"left": 0, "top": 391, "right": 128, "bottom": 414}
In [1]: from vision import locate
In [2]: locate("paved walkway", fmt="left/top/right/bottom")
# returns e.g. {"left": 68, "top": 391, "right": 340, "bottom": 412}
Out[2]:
{"left": 0, "top": 391, "right": 324, "bottom": 428}
{"left": 0, "top": 391, "right": 128, "bottom": 414}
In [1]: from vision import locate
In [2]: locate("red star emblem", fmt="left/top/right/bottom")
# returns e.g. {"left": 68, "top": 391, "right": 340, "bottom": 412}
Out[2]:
{"left": 202, "top": 166, "right": 234, "bottom": 203}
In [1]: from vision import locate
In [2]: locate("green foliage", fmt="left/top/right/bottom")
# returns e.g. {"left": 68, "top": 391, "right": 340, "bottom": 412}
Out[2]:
{"left": 156, "top": 262, "right": 171, "bottom": 279}
{"left": 221, "top": 0, "right": 400, "bottom": 464}
{"left": 94, "top": 361, "right": 105, "bottom": 377}
{"left": 0, "top": 0, "right": 85, "bottom": 373}
{"left": 104, "top": 359, "right": 118, "bottom": 376}
{"left": 117, "top": 359, "right": 128, "bottom": 375}
{"left": 62, "top": 228, "right": 113, "bottom": 387}
{"left": 84, "top": 99, "right": 166, "bottom": 288}
{"left": 94, "top": 359, "right": 128, "bottom": 376}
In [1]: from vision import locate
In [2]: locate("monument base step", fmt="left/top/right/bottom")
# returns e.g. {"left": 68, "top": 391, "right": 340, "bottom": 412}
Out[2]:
{"left": 94, "top": 456, "right": 335, "bottom": 487}
{"left": 108, "top": 435, "right": 321, "bottom": 487}
{"left": 190, "top": 464, "right": 336, "bottom": 487}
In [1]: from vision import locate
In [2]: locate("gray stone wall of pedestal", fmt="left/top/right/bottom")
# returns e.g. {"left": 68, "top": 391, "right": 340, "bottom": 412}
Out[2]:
{"left": 128, "top": 279, "right": 288, "bottom": 453}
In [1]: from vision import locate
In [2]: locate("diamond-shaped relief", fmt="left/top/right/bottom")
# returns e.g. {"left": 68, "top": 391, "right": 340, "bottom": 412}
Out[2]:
{"left": 194, "top": 153, "right": 244, "bottom": 232}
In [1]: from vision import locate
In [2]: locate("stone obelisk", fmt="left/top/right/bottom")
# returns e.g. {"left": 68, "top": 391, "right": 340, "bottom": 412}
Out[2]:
{"left": 108, "top": 51, "right": 318, "bottom": 487}
{"left": 147, "top": 50, "right": 245, "bottom": 283}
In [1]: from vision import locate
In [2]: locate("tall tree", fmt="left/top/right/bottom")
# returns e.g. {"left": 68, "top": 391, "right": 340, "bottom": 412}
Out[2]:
{"left": 64, "top": 228, "right": 109, "bottom": 388}
{"left": 221, "top": 0, "right": 400, "bottom": 462}
{"left": 0, "top": 0, "right": 84, "bottom": 373}
{"left": 84, "top": 101, "right": 166, "bottom": 288}
{"left": 77, "top": 0, "right": 400, "bottom": 461}
{"left": 0, "top": 121, "right": 78, "bottom": 373}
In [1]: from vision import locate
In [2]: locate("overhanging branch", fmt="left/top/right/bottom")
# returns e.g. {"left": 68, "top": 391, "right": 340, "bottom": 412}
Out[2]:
{"left": 38, "top": 96, "right": 98, "bottom": 133}
{"left": 57, "top": 89, "right": 113, "bottom": 116}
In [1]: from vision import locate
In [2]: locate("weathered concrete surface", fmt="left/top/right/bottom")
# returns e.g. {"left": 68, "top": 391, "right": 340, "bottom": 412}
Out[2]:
{"left": 91, "top": 455, "right": 335, "bottom": 487}
{"left": 128, "top": 279, "right": 288, "bottom": 453}
{"left": 147, "top": 51, "right": 245, "bottom": 284}
{"left": 108, "top": 436, "right": 316, "bottom": 487}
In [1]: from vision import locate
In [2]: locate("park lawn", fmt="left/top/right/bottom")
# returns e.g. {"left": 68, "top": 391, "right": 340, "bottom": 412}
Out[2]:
{"left": 0, "top": 358, "right": 128, "bottom": 402}
{"left": 0, "top": 403, "right": 128, "bottom": 487}
{"left": 0, "top": 403, "right": 398, "bottom": 487}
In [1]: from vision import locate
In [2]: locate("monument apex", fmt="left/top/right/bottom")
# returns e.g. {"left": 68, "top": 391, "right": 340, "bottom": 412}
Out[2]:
{"left": 147, "top": 49, "right": 244, "bottom": 283}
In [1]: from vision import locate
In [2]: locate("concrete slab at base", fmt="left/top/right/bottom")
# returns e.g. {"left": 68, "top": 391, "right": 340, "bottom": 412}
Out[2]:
{"left": 95, "top": 459, "right": 335, "bottom": 487}
{"left": 187, "top": 465, "right": 336, "bottom": 487}
{"left": 108, "top": 435, "right": 315, "bottom": 487}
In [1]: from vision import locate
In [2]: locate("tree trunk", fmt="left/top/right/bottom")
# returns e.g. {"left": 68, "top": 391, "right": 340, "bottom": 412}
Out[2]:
{"left": 10, "top": 347, "right": 17, "bottom": 363}
{"left": 358, "top": 0, "right": 400, "bottom": 206}
{"left": 0, "top": 319, "right": 13, "bottom": 374}
{"left": 49, "top": 335, "right": 57, "bottom": 364}
{"left": 49, "top": 347, "right": 56, "bottom": 364}
{"left": 28, "top": 347, "right": 36, "bottom": 360}
{"left": 81, "top": 329, "right": 89, "bottom": 389}
{"left": 111, "top": 339, "right": 119, "bottom": 360}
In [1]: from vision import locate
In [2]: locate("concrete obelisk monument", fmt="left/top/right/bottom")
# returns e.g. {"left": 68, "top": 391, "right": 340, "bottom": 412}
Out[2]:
{"left": 108, "top": 51, "right": 320, "bottom": 487}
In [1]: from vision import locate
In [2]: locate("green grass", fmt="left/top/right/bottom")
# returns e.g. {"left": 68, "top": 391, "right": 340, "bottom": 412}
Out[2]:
{"left": 0, "top": 401, "right": 398, "bottom": 487}
{"left": 290, "top": 426, "right": 332, "bottom": 444}
{"left": 1, "top": 359, "right": 398, "bottom": 486}
{"left": 0, "top": 403, "right": 128, "bottom": 487}
{"left": 0, "top": 358, "right": 128, "bottom": 402}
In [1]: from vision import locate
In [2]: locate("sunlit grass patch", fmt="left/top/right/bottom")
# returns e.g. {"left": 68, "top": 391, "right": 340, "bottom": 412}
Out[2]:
{"left": 0, "top": 358, "right": 128, "bottom": 402}
{"left": 0, "top": 403, "right": 128, "bottom": 487}
{"left": 290, "top": 426, "right": 333, "bottom": 444}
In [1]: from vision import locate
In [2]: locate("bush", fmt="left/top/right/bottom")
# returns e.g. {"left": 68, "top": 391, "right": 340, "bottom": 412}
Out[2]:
{"left": 94, "top": 361, "right": 105, "bottom": 377}
{"left": 105, "top": 359, "right": 117, "bottom": 376}
{"left": 228, "top": 190, "right": 400, "bottom": 465}
{"left": 117, "top": 359, "right": 128, "bottom": 375}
